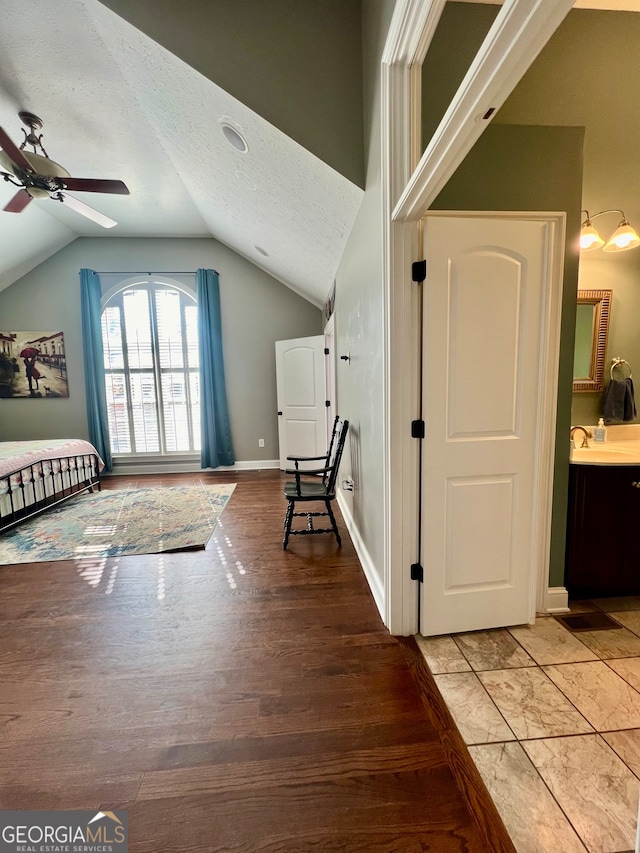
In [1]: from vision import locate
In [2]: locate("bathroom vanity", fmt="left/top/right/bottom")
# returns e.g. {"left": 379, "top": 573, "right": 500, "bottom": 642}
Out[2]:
{"left": 566, "top": 426, "right": 640, "bottom": 597}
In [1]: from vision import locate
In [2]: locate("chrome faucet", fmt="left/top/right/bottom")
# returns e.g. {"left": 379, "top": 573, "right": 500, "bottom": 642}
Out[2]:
{"left": 570, "top": 425, "right": 591, "bottom": 448}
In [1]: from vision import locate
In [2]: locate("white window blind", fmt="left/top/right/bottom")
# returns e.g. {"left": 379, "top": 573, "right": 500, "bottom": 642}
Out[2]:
{"left": 102, "top": 282, "right": 200, "bottom": 456}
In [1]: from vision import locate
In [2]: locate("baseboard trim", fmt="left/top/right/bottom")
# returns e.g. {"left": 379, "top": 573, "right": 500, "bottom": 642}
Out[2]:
{"left": 540, "top": 586, "right": 570, "bottom": 614}
{"left": 108, "top": 459, "right": 280, "bottom": 476}
{"left": 215, "top": 460, "right": 280, "bottom": 471}
{"left": 337, "top": 492, "right": 385, "bottom": 623}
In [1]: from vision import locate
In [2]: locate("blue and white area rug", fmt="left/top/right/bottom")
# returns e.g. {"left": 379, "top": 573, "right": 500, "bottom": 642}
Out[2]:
{"left": 0, "top": 483, "right": 236, "bottom": 564}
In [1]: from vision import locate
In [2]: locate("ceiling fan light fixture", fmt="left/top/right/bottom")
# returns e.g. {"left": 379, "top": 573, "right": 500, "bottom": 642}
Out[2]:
{"left": 0, "top": 113, "right": 129, "bottom": 228}
{"left": 25, "top": 186, "right": 48, "bottom": 199}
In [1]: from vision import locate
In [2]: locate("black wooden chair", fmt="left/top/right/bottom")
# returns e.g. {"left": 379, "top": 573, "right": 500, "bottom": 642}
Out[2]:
{"left": 283, "top": 417, "right": 349, "bottom": 549}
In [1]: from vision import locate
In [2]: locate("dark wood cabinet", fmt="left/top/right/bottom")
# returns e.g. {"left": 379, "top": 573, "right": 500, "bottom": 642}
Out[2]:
{"left": 565, "top": 463, "right": 640, "bottom": 597}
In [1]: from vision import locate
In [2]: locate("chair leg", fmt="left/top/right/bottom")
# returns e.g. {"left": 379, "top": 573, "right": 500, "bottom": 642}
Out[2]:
{"left": 326, "top": 500, "right": 341, "bottom": 547}
{"left": 283, "top": 500, "right": 294, "bottom": 550}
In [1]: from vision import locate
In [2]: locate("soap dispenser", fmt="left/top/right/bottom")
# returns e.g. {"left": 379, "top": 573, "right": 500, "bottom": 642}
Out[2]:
{"left": 594, "top": 418, "right": 607, "bottom": 443}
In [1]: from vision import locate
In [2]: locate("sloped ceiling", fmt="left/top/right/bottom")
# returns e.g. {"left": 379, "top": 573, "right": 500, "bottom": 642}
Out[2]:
{"left": 453, "top": 0, "right": 640, "bottom": 7}
{"left": 97, "top": 0, "right": 365, "bottom": 188}
{"left": 0, "top": 0, "right": 363, "bottom": 304}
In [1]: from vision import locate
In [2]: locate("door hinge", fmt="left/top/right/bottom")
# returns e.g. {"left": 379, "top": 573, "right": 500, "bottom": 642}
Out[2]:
{"left": 324, "top": 347, "right": 330, "bottom": 355}
{"left": 325, "top": 400, "right": 331, "bottom": 407}
{"left": 410, "top": 563, "right": 423, "bottom": 582}
{"left": 412, "top": 260, "right": 427, "bottom": 283}
{"left": 411, "top": 419, "right": 425, "bottom": 439}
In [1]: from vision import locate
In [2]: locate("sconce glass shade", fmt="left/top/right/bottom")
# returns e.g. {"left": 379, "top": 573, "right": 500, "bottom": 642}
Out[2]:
{"left": 580, "top": 223, "right": 605, "bottom": 251}
{"left": 580, "top": 209, "right": 640, "bottom": 253}
{"left": 0, "top": 149, "right": 70, "bottom": 199}
{"left": 603, "top": 221, "right": 640, "bottom": 252}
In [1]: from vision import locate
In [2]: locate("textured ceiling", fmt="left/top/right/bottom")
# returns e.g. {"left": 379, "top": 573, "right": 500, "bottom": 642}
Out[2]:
{"left": 0, "top": 0, "right": 363, "bottom": 304}
{"left": 452, "top": 0, "right": 640, "bottom": 7}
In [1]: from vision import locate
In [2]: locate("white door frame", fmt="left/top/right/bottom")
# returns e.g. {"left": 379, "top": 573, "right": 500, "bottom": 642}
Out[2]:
{"left": 381, "top": 0, "right": 575, "bottom": 635}
{"left": 324, "top": 313, "right": 336, "bottom": 443}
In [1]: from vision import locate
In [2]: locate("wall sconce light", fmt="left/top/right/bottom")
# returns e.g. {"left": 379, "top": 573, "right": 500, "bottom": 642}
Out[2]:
{"left": 580, "top": 209, "right": 640, "bottom": 253}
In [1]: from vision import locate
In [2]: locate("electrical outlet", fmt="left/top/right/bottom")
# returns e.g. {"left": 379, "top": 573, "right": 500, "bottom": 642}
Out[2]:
{"left": 258, "top": 438, "right": 265, "bottom": 447}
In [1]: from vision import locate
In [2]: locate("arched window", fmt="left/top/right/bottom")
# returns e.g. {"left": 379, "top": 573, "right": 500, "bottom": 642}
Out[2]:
{"left": 101, "top": 280, "right": 200, "bottom": 456}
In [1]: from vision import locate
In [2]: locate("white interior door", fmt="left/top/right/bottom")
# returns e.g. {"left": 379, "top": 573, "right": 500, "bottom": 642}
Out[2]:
{"left": 276, "top": 335, "right": 327, "bottom": 470}
{"left": 420, "top": 214, "right": 559, "bottom": 636}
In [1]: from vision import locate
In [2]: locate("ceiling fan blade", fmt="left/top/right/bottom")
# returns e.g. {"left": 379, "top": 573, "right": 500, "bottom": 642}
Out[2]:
{"left": 3, "top": 189, "right": 32, "bottom": 213}
{"left": 56, "top": 192, "right": 117, "bottom": 228}
{"left": 0, "top": 126, "right": 33, "bottom": 172}
{"left": 60, "top": 177, "right": 129, "bottom": 195}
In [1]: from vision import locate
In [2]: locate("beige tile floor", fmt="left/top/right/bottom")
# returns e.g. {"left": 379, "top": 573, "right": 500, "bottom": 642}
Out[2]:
{"left": 417, "top": 599, "right": 640, "bottom": 853}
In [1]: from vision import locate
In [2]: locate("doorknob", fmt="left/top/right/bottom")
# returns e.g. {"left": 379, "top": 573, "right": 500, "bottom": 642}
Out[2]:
{"left": 277, "top": 411, "right": 282, "bottom": 416}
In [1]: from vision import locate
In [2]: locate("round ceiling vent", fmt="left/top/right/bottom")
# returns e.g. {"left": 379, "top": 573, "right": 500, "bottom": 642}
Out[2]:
{"left": 221, "top": 123, "right": 248, "bottom": 153}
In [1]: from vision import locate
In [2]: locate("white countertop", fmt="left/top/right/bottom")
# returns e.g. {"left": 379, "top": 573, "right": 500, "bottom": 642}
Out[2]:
{"left": 570, "top": 424, "right": 640, "bottom": 465}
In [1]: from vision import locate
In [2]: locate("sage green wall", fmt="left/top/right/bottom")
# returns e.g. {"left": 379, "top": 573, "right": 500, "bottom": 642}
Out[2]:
{"left": 421, "top": 2, "right": 499, "bottom": 150}
{"left": 496, "top": 9, "right": 640, "bottom": 426}
{"left": 0, "top": 238, "right": 321, "bottom": 460}
{"left": 433, "top": 124, "right": 585, "bottom": 589}
{"left": 97, "top": 0, "right": 364, "bottom": 187}
{"left": 333, "top": 0, "right": 396, "bottom": 586}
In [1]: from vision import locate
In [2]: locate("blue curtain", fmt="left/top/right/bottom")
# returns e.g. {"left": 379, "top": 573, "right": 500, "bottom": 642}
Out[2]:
{"left": 197, "top": 268, "right": 234, "bottom": 468}
{"left": 79, "top": 269, "right": 113, "bottom": 472}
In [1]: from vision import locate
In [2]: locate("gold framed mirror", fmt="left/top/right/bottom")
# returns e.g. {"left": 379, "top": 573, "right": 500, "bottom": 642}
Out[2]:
{"left": 573, "top": 289, "right": 612, "bottom": 392}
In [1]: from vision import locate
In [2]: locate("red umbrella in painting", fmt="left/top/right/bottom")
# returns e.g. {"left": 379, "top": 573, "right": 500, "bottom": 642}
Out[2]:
{"left": 19, "top": 347, "right": 40, "bottom": 358}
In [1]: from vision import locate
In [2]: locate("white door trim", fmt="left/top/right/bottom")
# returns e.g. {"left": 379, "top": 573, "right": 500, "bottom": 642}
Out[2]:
{"left": 323, "top": 313, "right": 336, "bottom": 443}
{"left": 381, "top": 0, "right": 573, "bottom": 635}
{"left": 392, "top": 0, "right": 575, "bottom": 222}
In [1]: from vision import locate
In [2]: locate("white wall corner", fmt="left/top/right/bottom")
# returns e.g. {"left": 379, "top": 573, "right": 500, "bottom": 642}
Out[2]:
{"left": 540, "top": 586, "right": 570, "bottom": 614}
{"left": 337, "top": 491, "right": 385, "bottom": 623}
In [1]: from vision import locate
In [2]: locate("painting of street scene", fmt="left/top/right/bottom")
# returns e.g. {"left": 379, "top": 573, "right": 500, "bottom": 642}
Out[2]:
{"left": 0, "top": 331, "right": 69, "bottom": 398}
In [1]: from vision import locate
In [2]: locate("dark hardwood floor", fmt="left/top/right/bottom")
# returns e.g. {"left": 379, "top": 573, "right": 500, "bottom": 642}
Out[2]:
{"left": 0, "top": 470, "right": 510, "bottom": 852}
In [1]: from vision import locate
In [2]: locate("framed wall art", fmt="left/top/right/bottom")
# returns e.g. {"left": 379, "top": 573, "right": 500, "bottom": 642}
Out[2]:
{"left": 0, "top": 330, "right": 69, "bottom": 398}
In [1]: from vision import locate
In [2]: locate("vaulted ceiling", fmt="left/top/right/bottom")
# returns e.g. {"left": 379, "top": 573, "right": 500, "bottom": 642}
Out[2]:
{"left": 0, "top": 0, "right": 364, "bottom": 305}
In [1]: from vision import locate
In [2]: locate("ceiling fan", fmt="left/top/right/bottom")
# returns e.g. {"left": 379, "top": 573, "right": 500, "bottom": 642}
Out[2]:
{"left": 0, "top": 112, "right": 129, "bottom": 229}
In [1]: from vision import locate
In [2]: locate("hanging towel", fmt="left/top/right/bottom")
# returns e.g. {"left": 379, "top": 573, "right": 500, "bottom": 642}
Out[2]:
{"left": 603, "top": 377, "right": 637, "bottom": 422}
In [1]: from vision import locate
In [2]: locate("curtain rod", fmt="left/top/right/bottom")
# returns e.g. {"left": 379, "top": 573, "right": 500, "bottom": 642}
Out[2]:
{"left": 91, "top": 270, "right": 216, "bottom": 276}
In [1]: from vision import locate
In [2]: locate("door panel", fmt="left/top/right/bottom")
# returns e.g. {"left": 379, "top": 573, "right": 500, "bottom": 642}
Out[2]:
{"left": 285, "top": 419, "right": 321, "bottom": 457}
{"left": 447, "top": 250, "right": 522, "bottom": 437}
{"left": 420, "top": 215, "right": 551, "bottom": 636}
{"left": 275, "top": 336, "right": 326, "bottom": 469}
{"left": 282, "top": 347, "right": 319, "bottom": 407}
{"left": 445, "top": 475, "right": 514, "bottom": 589}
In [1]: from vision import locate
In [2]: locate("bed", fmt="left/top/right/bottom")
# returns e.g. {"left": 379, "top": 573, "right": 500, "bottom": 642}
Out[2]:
{"left": 0, "top": 439, "right": 104, "bottom": 532}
